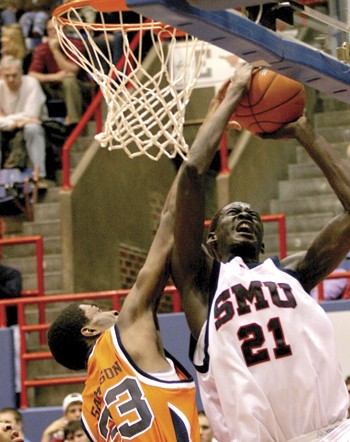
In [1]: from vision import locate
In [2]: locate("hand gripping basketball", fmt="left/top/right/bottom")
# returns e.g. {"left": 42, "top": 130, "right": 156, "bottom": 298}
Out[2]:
{"left": 230, "top": 67, "right": 306, "bottom": 134}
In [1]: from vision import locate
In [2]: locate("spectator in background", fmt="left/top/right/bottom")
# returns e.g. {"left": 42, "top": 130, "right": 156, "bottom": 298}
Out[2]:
{"left": 0, "top": 56, "right": 48, "bottom": 183}
{"left": 63, "top": 421, "right": 89, "bottom": 442}
{"left": 0, "top": 264, "right": 22, "bottom": 405}
{"left": 199, "top": 411, "right": 218, "bottom": 442}
{"left": 346, "top": 376, "right": 350, "bottom": 419}
{"left": 1, "top": 24, "right": 32, "bottom": 73}
{"left": 0, "top": 423, "right": 23, "bottom": 442}
{"left": 19, "top": 0, "right": 49, "bottom": 51}
{"left": 40, "top": 393, "right": 82, "bottom": 442}
{"left": 0, "top": 263, "right": 22, "bottom": 327}
{"left": 28, "top": 18, "right": 91, "bottom": 129}
{"left": 0, "top": 408, "right": 31, "bottom": 442}
{"left": 310, "top": 267, "right": 348, "bottom": 300}
{"left": 0, "top": 1, "right": 23, "bottom": 27}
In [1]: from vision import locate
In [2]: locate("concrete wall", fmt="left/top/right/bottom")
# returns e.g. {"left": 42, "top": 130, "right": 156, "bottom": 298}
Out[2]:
{"left": 69, "top": 147, "right": 177, "bottom": 293}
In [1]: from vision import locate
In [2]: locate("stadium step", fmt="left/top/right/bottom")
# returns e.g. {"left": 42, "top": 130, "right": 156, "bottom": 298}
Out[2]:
{"left": 267, "top": 106, "right": 350, "bottom": 257}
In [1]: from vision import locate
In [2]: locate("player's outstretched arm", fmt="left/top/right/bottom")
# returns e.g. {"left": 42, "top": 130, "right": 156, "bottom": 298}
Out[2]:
{"left": 119, "top": 172, "right": 180, "bottom": 323}
{"left": 172, "top": 61, "right": 252, "bottom": 338}
{"left": 276, "top": 117, "right": 350, "bottom": 291}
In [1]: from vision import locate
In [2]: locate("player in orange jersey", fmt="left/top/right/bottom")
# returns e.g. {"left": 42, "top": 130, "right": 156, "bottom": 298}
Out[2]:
{"left": 47, "top": 61, "right": 253, "bottom": 441}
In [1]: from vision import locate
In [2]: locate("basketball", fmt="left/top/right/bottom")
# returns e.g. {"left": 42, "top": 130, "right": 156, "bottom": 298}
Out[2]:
{"left": 232, "top": 68, "right": 306, "bottom": 134}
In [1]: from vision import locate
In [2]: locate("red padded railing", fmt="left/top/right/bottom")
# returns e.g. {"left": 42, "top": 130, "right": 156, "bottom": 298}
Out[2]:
{"left": 315, "top": 270, "right": 350, "bottom": 302}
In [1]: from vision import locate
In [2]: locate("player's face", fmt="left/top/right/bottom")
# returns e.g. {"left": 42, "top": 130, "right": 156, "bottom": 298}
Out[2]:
{"left": 214, "top": 202, "right": 264, "bottom": 262}
{"left": 80, "top": 304, "right": 119, "bottom": 333}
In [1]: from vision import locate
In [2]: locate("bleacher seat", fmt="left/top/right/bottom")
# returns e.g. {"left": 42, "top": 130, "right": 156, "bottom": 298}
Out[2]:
{"left": 0, "top": 168, "right": 38, "bottom": 219}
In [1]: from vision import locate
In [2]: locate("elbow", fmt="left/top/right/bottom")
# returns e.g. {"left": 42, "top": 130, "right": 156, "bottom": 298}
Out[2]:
{"left": 178, "top": 162, "right": 204, "bottom": 192}
{"left": 182, "top": 160, "right": 203, "bottom": 180}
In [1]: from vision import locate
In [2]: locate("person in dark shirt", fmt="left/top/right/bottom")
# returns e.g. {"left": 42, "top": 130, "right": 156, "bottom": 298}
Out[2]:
{"left": 0, "top": 264, "right": 22, "bottom": 326}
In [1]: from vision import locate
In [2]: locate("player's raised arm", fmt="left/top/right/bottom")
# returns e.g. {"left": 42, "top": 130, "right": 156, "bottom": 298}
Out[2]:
{"left": 171, "top": 61, "right": 252, "bottom": 338}
{"left": 266, "top": 117, "right": 350, "bottom": 292}
{"left": 119, "top": 164, "right": 180, "bottom": 321}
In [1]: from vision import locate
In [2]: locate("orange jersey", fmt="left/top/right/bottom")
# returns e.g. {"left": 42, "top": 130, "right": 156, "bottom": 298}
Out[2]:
{"left": 82, "top": 325, "right": 200, "bottom": 442}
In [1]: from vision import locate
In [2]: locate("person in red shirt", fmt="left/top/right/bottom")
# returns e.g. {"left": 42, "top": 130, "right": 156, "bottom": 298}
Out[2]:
{"left": 28, "top": 18, "right": 90, "bottom": 129}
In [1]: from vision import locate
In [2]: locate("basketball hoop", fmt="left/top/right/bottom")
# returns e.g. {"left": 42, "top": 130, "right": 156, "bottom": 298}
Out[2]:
{"left": 52, "top": 0, "right": 208, "bottom": 161}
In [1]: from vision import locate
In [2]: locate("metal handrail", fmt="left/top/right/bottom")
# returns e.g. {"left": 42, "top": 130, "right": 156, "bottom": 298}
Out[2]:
{"left": 0, "top": 236, "right": 45, "bottom": 343}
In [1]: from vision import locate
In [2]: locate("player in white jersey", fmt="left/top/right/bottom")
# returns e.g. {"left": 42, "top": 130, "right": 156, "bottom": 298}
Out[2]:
{"left": 171, "top": 60, "right": 350, "bottom": 441}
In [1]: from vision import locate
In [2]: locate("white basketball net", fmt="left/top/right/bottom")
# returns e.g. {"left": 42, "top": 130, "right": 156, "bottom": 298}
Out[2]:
{"left": 53, "top": 6, "right": 208, "bottom": 161}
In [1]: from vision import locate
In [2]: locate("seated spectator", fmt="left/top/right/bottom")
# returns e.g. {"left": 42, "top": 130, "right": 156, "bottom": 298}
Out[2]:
{"left": 340, "top": 250, "right": 350, "bottom": 270}
{"left": 310, "top": 267, "right": 348, "bottom": 301}
{"left": 0, "top": 408, "right": 31, "bottom": 442}
{"left": 198, "top": 411, "right": 218, "bottom": 442}
{"left": 346, "top": 376, "right": 350, "bottom": 419}
{"left": 0, "top": 264, "right": 22, "bottom": 404}
{"left": 19, "top": 0, "right": 49, "bottom": 51}
{"left": 28, "top": 17, "right": 91, "bottom": 129}
{"left": 0, "top": 263, "right": 22, "bottom": 327}
{"left": 1, "top": 24, "right": 32, "bottom": 73}
{"left": 63, "top": 420, "right": 88, "bottom": 442}
{"left": 0, "top": 423, "right": 23, "bottom": 442}
{"left": 0, "top": 0, "right": 23, "bottom": 27}
{"left": 0, "top": 55, "right": 48, "bottom": 184}
{"left": 40, "top": 393, "right": 82, "bottom": 442}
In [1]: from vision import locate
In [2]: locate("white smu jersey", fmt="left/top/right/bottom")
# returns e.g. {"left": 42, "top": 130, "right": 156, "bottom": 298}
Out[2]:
{"left": 192, "top": 256, "right": 349, "bottom": 442}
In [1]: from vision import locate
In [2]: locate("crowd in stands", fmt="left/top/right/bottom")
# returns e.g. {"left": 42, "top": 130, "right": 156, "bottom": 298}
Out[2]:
{"left": 0, "top": 1, "right": 95, "bottom": 187}
{"left": 40, "top": 393, "right": 83, "bottom": 442}
{"left": 0, "top": 408, "right": 31, "bottom": 442}
{"left": 0, "top": 1, "right": 149, "bottom": 189}
{"left": 0, "top": 393, "right": 84, "bottom": 442}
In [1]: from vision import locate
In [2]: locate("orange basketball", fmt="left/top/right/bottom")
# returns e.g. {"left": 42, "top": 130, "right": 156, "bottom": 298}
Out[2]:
{"left": 232, "top": 68, "right": 306, "bottom": 134}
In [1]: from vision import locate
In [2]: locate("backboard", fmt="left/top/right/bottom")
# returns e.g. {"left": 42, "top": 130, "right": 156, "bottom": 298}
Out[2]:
{"left": 126, "top": 0, "right": 350, "bottom": 103}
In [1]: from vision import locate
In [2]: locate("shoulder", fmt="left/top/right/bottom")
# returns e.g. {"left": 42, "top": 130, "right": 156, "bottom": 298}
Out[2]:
{"left": 68, "top": 37, "right": 85, "bottom": 50}
{"left": 0, "top": 264, "right": 20, "bottom": 275}
{"left": 22, "top": 75, "right": 38, "bottom": 84}
{"left": 22, "top": 75, "right": 42, "bottom": 89}
{"left": 32, "top": 42, "right": 48, "bottom": 55}
{"left": 35, "top": 42, "right": 49, "bottom": 51}
{"left": 30, "top": 43, "right": 49, "bottom": 61}
{"left": 280, "top": 251, "right": 306, "bottom": 273}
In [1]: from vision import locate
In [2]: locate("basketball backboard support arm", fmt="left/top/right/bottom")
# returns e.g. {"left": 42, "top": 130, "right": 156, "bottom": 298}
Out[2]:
{"left": 183, "top": 0, "right": 279, "bottom": 9}
{"left": 126, "top": 0, "right": 350, "bottom": 104}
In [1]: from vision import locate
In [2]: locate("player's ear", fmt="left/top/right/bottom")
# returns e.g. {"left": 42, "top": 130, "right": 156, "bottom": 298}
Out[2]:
{"left": 207, "top": 232, "right": 219, "bottom": 258}
{"left": 260, "top": 242, "right": 265, "bottom": 254}
{"left": 81, "top": 325, "right": 100, "bottom": 337}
